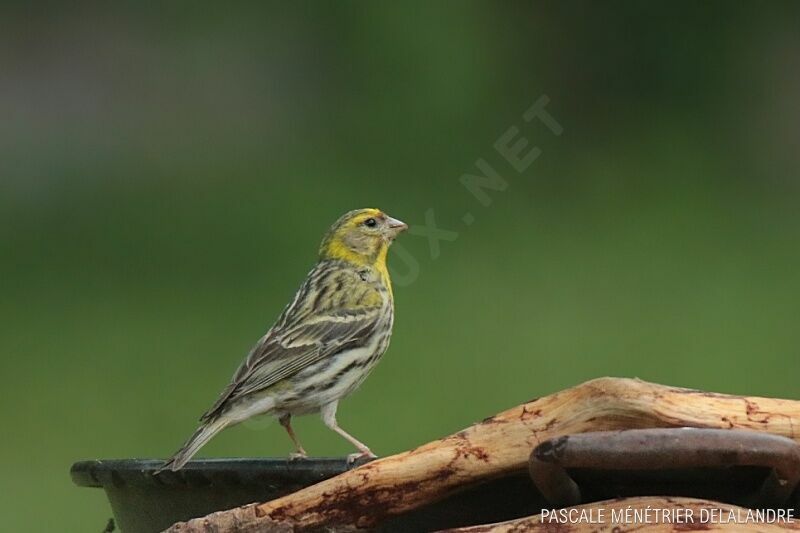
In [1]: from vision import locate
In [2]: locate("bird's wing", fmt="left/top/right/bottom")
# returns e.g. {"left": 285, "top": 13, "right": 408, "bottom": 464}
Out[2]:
{"left": 200, "top": 297, "right": 383, "bottom": 422}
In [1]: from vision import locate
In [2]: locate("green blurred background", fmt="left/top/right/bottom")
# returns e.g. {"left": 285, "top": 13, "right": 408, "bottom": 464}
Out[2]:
{"left": 2, "top": 1, "right": 799, "bottom": 530}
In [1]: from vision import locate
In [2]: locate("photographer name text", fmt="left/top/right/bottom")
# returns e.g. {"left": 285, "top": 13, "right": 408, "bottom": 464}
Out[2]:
{"left": 541, "top": 507, "right": 795, "bottom": 525}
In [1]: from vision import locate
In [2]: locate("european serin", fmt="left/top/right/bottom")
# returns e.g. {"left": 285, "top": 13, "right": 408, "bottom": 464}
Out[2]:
{"left": 158, "top": 208, "right": 407, "bottom": 472}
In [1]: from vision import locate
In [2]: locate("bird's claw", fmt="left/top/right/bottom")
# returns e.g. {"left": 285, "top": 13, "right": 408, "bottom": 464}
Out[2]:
{"left": 347, "top": 451, "right": 377, "bottom": 465}
{"left": 288, "top": 451, "right": 308, "bottom": 461}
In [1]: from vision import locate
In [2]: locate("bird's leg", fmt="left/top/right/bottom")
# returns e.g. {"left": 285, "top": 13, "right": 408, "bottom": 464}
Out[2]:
{"left": 320, "top": 401, "right": 377, "bottom": 464}
{"left": 278, "top": 414, "right": 307, "bottom": 460}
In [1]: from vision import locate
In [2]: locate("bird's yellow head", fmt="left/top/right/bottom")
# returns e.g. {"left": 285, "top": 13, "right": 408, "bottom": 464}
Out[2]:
{"left": 319, "top": 208, "right": 407, "bottom": 267}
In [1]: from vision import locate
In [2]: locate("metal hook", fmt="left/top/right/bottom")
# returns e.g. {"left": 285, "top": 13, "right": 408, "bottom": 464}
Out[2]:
{"left": 529, "top": 428, "right": 800, "bottom": 508}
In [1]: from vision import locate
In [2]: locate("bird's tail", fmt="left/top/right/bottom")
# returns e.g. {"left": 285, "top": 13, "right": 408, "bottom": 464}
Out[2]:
{"left": 155, "top": 417, "right": 230, "bottom": 474}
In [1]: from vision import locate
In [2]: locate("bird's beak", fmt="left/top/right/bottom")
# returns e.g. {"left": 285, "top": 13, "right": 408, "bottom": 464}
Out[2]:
{"left": 385, "top": 216, "right": 408, "bottom": 237}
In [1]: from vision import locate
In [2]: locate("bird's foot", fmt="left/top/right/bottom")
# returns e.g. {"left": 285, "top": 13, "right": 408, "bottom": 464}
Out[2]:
{"left": 346, "top": 450, "right": 377, "bottom": 465}
{"left": 288, "top": 450, "right": 308, "bottom": 461}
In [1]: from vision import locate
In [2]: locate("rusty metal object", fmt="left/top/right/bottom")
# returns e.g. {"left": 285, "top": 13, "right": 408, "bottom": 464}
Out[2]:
{"left": 530, "top": 428, "right": 800, "bottom": 508}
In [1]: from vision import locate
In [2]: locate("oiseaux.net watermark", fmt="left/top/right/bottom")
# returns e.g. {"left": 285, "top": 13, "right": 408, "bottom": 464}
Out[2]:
{"left": 389, "top": 94, "right": 563, "bottom": 286}
{"left": 541, "top": 506, "right": 796, "bottom": 526}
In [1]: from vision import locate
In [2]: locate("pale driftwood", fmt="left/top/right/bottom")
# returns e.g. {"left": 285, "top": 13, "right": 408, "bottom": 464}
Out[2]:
{"left": 439, "top": 496, "right": 800, "bottom": 532}
{"left": 165, "top": 505, "right": 289, "bottom": 533}
{"left": 165, "top": 377, "right": 800, "bottom": 532}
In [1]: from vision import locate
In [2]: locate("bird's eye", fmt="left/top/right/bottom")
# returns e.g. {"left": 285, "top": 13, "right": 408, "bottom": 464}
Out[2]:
{"left": 364, "top": 218, "right": 377, "bottom": 228}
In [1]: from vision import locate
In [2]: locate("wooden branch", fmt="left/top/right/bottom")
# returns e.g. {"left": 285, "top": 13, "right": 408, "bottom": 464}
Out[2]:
{"left": 439, "top": 496, "right": 800, "bottom": 532}
{"left": 165, "top": 377, "right": 800, "bottom": 532}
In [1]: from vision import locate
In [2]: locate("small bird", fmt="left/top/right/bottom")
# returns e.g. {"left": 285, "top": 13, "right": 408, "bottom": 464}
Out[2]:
{"left": 158, "top": 208, "right": 407, "bottom": 472}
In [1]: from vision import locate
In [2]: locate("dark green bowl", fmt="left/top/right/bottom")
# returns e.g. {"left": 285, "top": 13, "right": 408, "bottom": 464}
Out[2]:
{"left": 71, "top": 458, "right": 356, "bottom": 532}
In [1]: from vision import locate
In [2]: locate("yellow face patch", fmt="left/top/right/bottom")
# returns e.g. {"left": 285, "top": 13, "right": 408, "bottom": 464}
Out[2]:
{"left": 317, "top": 208, "right": 399, "bottom": 298}
{"left": 320, "top": 209, "right": 384, "bottom": 257}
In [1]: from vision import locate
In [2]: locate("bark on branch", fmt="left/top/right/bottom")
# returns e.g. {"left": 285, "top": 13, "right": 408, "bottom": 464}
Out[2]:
{"left": 165, "top": 377, "right": 800, "bottom": 532}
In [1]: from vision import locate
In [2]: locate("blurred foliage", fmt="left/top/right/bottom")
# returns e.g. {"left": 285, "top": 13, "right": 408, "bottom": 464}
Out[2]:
{"left": 1, "top": 1, "right": 799, "bottom": 530}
